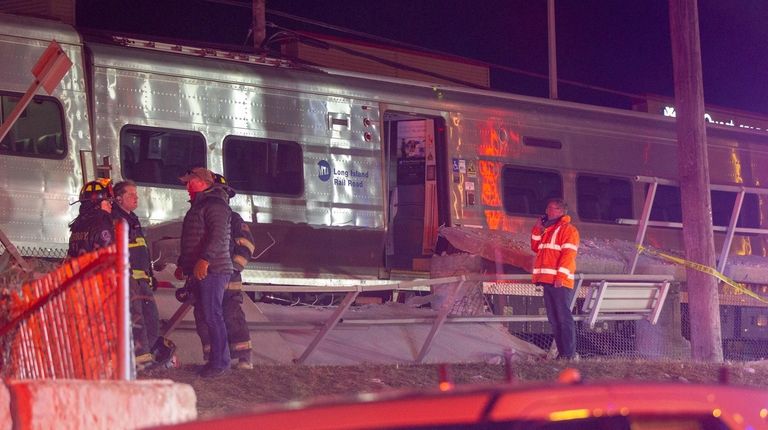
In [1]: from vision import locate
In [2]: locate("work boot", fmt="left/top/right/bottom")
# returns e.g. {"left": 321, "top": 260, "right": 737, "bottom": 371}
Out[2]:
{"left": 198, "top": 364, "right": 229, "bottom": 378}
{"left": 235, "top": 359, "right": 253, "bottom": 370}
{"left": 135, "top": 353, "right": 155, "bottom": 372}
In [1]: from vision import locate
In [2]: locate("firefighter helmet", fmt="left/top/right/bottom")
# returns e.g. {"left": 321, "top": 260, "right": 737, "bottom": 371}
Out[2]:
{"left": 78, "top": 178, "right": 114, "bottom": 203}
{"left": 212, "top": 173, "right": 235, "bottom": 198}
{"left": 212, "top": 173, "right": 227, "bottom": 185}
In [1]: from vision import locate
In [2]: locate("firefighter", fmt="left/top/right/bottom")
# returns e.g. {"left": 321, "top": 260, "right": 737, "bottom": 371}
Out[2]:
{"left": 68, "top": 178, "right": 115, "bottom": 257}
{"left": 112, "top": 180, "right": 175, "bottom": 369}
{"left": 190, "top": 173, "right": 255, "bottom": 369}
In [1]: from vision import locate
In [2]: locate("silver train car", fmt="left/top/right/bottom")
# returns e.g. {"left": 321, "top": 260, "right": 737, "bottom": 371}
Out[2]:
{"left": 1, "top": 12, "right": 767, "bottom": 286}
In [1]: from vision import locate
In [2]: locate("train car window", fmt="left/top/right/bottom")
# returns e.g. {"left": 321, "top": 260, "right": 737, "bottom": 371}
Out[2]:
{"left": 0, "top": 93, "right": 66, "bottom": 159}
{"left": 711, "top": 190, "right": 760, "bottom": 228}
{"left": 576, "top": 175, "right": 632, "bottom": 222}
{"left": 501, "top": 166, "right": 562, "bottom": 215}
{"left": 648, "top": 184, "right": 682, "bottom": 223}
{"left": 223, "top": 136, "right": 303, "bottom": 196}
{"left": 648, "top": 184, "right": 761, "bottom": 228}
{"left": 120, "top": 125, "right": 206, "bottom": 187}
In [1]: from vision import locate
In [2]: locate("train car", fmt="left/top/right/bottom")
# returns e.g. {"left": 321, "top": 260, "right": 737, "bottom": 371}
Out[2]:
{"left": 2, "top": 12, "right": 768, "bottom": 286}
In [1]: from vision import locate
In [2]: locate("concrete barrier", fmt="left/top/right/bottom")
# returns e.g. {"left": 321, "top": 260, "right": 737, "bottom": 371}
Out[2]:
{"left": 0, "top": 383, "right": 10, "bottom": 430}
{"left": 6, "top": 379, "right": 196, "bottom": 430}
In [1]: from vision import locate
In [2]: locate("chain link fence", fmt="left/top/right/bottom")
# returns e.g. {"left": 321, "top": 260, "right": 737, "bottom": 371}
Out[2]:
{"left": 476, "top": 281, "right": 768, "bottom": 361}
{"left": 285, "top": 275, "right": 767, "bottom": 362}
{"left": 0, "top": 241, "right": 68, "bottom": 259}
{"left": 0, "top": 241, "right": 67, "bottom": 292}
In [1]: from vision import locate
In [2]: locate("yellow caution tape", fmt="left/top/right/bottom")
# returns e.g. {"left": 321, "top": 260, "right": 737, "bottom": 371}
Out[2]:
{"left": 637, "top": 244, "right": 768, "bottom": 304}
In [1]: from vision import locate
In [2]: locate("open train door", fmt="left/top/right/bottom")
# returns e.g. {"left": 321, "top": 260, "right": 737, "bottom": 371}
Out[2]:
{"left": 383, "top": 111, "right": 449, "bottom": 274}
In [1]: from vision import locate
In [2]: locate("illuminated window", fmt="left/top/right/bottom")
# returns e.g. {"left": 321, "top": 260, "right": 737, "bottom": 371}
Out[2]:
{"left": 120, "top": 125, "right": 207, "bottom": 187}
{"left": 0, "top": 92, "right": 66, "bottom": 160}
{"left": 223, "top": 136, "right": 303, "bottom": 196}
{"left": 577, "top": 175, "right": 632, "bottom": 223}
{"left": 501, "top": 166, "right": 562, "bottom": 215}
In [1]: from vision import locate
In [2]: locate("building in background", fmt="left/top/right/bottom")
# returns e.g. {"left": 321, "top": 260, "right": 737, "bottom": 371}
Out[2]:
{"left": 279, "top": 32, "right": 490, "bottom": 89}
{"left": 0, "top": 0, "right": 74, "bottom": 25}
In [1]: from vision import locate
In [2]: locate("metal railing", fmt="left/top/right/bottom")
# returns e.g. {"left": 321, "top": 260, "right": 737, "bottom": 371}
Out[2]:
{"left": 617, "top": 176, "right": 768, "bottom": 274}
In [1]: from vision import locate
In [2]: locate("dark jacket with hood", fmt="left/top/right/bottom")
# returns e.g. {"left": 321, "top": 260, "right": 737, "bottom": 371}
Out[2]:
{"left": 111, "top": 203, "right": 154, "bottom": 282}
{"left": 178, "top": 184, "right": 233, "bottom": 275}
{"left": 68, "top": 204, "right": 114, "bottom": 258}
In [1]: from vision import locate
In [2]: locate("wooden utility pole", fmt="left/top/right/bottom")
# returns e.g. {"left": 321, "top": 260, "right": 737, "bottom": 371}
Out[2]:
{"left": 547, "top": 0, "right": 558, "bottom": 99}
{"left": 668, "top": 0, "right": 723, "bottom": 362}
{"left": 252, "top": 0, "right": 266, "bottom": 49}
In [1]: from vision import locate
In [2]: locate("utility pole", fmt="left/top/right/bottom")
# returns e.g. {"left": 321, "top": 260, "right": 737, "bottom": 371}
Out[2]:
{"left": 668, "top": 0, "right": 723, "bottom": 362}
{"left": 252, "top": 0, "right": 266, "bottom": 49}
{"left": 547, "top": 0, "right": 558, "bottom": 99}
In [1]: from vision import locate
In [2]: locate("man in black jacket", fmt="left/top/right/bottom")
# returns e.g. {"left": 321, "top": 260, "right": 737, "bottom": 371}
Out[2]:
{"left": 112, "top": 180, "right": 164, "bottom": 370}
{"left": 176, "top": 167, "right": 233, "bottom": 377}
{"left": 68, "top": 178, "right": 115, "bottom": 257}
{"left": 190, "top": 173, "right": 255, "bottom": 369}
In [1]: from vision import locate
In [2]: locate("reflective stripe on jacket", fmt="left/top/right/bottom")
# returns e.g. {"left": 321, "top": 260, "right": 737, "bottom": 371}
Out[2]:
{"left": 229, "top": 212, "right": 255, "bottom": 283}
{"left": 112, "top": 205, "right": 153, "bottom": 281}
{"left": 231, "top": 212, "right": 255, "bottom": 272}
{"left": 530, "top": 215, "right": 580, "bottom": 288}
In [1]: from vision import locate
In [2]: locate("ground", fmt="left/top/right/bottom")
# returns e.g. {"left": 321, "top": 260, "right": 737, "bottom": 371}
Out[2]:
{"left": 140, "top": 359, "right": 768, "bottom": 420}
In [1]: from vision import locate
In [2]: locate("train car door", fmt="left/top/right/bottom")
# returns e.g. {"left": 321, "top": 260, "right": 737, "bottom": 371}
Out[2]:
{"left": 383, "top": 111, "right": 449, "bottom": 273}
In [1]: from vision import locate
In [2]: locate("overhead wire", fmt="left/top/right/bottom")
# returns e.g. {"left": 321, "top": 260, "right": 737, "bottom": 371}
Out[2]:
{"left": 199, "top": 0, "right": 644, "bottom": 101}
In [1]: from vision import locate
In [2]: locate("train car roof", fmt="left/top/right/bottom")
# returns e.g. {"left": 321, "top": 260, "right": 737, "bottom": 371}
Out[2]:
{"left": 0, "top": 12, "right": 81, "bottom": 46}
{"left": 84, "top": 36, "right": 768, "bottom": 145}
{"left": 4, "top": 11, "right": 768, "bottom": 145}
{"left": 86, "top": 39, "right": 674, "bottom": 125}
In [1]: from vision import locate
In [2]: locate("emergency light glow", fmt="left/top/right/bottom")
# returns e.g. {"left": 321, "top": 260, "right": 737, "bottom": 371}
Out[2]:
{"left": 548, "top": 409, "right": 590, "bottom": 421}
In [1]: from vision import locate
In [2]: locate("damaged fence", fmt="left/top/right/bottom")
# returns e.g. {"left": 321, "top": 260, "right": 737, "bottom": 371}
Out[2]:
{"left": 0, "top": 221, "right": 130, "bottom": 380}
{"left": 223, "top": 273, "right": 672, "bottom": 363}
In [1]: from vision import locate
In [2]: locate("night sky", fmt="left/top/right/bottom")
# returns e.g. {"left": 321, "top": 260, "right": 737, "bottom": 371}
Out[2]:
{"left": 75, "top": 0, "right": 768, "bottom": 114}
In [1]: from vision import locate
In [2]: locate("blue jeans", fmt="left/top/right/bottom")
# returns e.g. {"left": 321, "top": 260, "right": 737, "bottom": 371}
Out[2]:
{"left": 195, "top": 273, "right": 231, "bottom": 369}
{"left": 541, "top": 283, "right": 576, "bottom": 358}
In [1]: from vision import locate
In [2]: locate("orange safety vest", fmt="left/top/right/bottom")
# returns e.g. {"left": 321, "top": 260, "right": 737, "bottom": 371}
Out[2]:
{"left": 530, "top": 215, "right": 580, "bottom": 288}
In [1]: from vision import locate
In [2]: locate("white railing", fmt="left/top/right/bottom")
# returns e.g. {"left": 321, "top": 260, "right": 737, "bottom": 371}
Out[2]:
{"left": 616, "top": 176, "right": 768, "bottom": 274}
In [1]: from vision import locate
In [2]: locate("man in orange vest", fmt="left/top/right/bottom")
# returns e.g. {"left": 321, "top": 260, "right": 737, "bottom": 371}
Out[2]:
{"left": 531, "top": 198, "right": 580, "bottom": 360}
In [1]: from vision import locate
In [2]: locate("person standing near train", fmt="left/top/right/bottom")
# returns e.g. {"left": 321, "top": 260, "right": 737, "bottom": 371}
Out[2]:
{"left": 176, "top": 167, "right": 233, "bottom": 377}
{"left": 531, "top": 198, "right": 580, "bottom": 360}
{"left": 188, "top": 173, "right": 255, "bottom": 370}
{"left": 112, "top": 179, "right": 174, "bottom": 370}
{"left": 67, "top": 178, "right": 115, "bottom": 257}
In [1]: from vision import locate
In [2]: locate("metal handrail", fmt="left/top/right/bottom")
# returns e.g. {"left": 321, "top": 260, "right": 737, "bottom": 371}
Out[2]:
{"left": 626, "top": 176, "right": 768, "bottom": 274}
